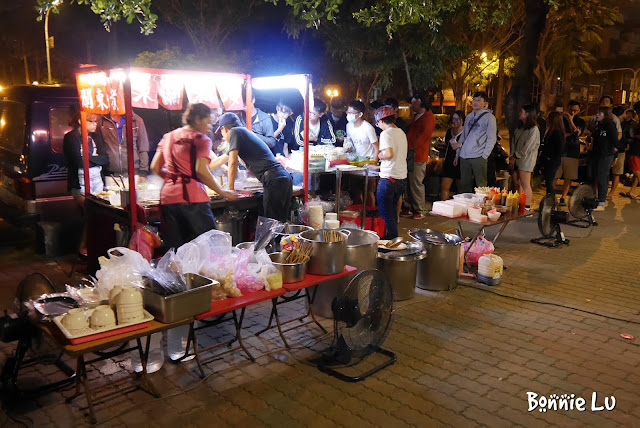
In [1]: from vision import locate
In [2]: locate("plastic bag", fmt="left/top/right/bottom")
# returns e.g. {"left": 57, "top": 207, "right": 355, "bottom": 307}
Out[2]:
{"left": 95, "top": 247, "right": 151, "bottom": 298}
{"left": 147, "top": 249, "right": 187, "bottom": 295}
{"left": 233, "top": 249, "right": 264, "bottom": 293}
{"left": 128, "top": 223, "right": 162, "bottom": 262}
{"left": 193, "top": 230, "right": 241, "bottom": 298}
{"left": 463, "top": 236, "right": 495, "bottom": 266}
{"left": 254, "top": 216, "right": 284, "bottom": 251}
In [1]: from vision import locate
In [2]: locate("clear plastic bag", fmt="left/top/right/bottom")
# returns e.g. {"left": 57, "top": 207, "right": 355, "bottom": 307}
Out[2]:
{"left": 233, "top": 249, "right": 264, "bottom": 293}
{"left": 128, "top": 223, "right": 162, "bottom": 262}
{"left": 95, "top": 247, "right": 151, "bottom": 298}
{"left": 254, "top": 216, "right": 284, "bottom": 251}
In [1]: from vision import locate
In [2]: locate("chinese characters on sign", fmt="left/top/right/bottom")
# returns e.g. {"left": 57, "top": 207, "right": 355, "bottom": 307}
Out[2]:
{"left": 76, "top": 68, "right": 247, "bottom": 114}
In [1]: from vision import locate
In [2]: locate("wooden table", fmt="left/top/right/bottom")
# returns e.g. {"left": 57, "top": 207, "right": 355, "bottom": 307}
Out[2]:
{"left": 41, "top": 318, "right": 193, "bottom": 424}
{"left": 257, "top": 266, "right": 359, "bottom": 348}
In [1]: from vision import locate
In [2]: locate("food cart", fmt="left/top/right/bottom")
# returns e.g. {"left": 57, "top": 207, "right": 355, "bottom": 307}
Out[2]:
{"left": 74, "top": 67, "right": 314, "bottom": 271}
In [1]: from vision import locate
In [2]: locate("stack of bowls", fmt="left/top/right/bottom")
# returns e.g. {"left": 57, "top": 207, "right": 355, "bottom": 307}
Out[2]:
{"left": 90, "top": 305, "right": 117, "bottom": 329}
{"left": 116, "top": 286, "right": 144, "bottom": 324}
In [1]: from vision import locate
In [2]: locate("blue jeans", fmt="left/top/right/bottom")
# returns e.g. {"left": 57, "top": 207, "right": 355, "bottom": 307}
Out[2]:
{"left": 594, "top": 155, "right": 614, "bottom": 203}
{"left": 377, "top": 178, "right": 406, "bottom": 239}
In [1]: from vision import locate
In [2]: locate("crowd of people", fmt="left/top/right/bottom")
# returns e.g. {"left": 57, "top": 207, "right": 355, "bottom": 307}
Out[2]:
{"left": 64, "top": 87, "right": 640, "bottom": 248}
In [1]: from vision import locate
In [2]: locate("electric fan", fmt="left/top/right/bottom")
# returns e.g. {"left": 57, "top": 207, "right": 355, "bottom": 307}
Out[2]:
{"left": 531, "top": 194, "right": 570, "bottom": 247}
{"left": 566, "top": 184, "right": 599, "bottom": 228}
{"left": 316, "top": 269, "right": 396, "bottom": 382}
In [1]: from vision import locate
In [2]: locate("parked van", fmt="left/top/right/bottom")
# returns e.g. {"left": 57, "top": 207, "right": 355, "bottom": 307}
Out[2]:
{"left": 0, "top": 85, "right": 78, "bottom": 224}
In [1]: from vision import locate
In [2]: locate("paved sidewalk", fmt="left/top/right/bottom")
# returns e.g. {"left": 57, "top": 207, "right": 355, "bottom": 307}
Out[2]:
{"left": 1, "top": 187, "right": 639, "bottom": 427}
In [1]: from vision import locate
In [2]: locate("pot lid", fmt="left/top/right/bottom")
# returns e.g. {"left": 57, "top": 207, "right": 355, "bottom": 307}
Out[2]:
{"left": 408, "top": 228, "right": 461, "bottom": 245}
{"left": 377, "top": 248, "right": 427, "bottom": 261}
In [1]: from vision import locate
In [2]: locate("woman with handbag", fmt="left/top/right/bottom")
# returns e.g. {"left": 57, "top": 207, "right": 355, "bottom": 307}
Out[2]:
{"left": 508, "top": 105, "right": 540, "bottom": 209}
{"left": 440, "top": 110, "right": 465, "bottom": 200}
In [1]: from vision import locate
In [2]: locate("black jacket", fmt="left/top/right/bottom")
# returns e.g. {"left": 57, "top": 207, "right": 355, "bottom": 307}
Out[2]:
{"left": 592, "top": 120, "right": 619, "bottom": 158}
{"left": 63, "top": 128, "right": 109, "bottom": 190}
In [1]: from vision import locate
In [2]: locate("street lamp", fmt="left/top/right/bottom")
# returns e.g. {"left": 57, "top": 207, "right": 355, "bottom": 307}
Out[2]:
{"left": 44, "top": 0, "right": 62, "bottom": 84}
{"left": 596, "top": 67, "right": 640, "bottom": 92}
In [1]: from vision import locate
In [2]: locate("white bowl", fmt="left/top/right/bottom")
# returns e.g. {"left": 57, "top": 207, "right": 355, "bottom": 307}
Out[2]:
{"left": 62, "top": 308, "right": 89, "bottom": 330}
{"left": 487, "top": 212, "right": 501, "bottom": 221}
{"left": 90, "top": 305, "right": 116, "bottom": 328}
{"left": 116, "top": 287, "right": 143, "bottom": 305}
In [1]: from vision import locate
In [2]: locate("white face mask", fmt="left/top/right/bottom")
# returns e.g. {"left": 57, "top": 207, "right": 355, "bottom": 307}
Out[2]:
{"left": 346, "top": 113, "right": 358, "bottom": 123}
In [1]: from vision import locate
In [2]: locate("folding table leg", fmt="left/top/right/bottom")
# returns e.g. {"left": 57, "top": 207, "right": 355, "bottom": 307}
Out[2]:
{"left": 306, "top": 285, "right": 327, "bottom": 334}
{"left": 491, "top": 220, "right": 511, "bottom": 245}
{"left": 136, "top": 337, "right": 161, "bottom": 398}
{"left": 232, "top": 308, "right": 254, "bottom": 362}
{"left": 271, "top": 297, "right": 290, "bottom": 348}
{"left": 256, "top": 301, "right": 276, "bottom": 336}
{"left": 190, "top": 327, "right": 206, "bottom": 378}
{"left": 66, "top": 356, "right": 97, "bottom": 424}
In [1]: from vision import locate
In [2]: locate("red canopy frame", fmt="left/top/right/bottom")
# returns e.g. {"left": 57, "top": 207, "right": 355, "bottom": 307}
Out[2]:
{"left": 74, "top": 66, "right": 312, "bottom": 233}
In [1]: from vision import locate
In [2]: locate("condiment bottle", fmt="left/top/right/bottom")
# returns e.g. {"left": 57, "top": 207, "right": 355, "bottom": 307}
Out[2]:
{"left": 500, "top": 189, "right": 507, "bottom": 206}
{"left": 519, "top": 191, "right": 527, "bottom": 213}
{"left": 513, "top": 191, "right": 520, "bottom": 214}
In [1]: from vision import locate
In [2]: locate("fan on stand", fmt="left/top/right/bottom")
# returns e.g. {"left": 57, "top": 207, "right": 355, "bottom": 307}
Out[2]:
{"left": 316, "top": 269, "right": 396, "bottom": 382}
{"left": 531, "top": 194, "right": 570, "bottom": 247}
{"left": 566, "top": 184, "right": 599, "bottom": 228}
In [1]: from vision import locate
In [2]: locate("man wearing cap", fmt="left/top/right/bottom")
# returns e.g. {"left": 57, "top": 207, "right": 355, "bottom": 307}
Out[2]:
{"left": 218, "top": 112, "right": 293, "bottom": 222}
{"left": 375, "top": 106, "right": 407, "bottom": 239}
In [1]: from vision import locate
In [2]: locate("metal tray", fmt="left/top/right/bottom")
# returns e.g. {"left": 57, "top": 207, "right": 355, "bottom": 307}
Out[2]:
{"left": 143, "top": 273, "right": 213, "bottom": 323}
{"left": 33, "top": 294, "right": 78, "bottom": 319}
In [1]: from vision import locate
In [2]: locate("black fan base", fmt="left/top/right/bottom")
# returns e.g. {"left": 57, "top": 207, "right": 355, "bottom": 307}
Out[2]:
{"left": 531, "top": 235, "right": 570, "bottom": 247}
{"left": 317, "top": 347, "right": 397, "bottom": 382}
{"left": 566, "top": 216, "right": 598, "bottom": 228}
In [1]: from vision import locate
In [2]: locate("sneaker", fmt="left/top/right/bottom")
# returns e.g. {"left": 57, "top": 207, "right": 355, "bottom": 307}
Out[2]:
{"left": 558, "top": 197, "right": 566, "bottom": 206}
{"left": 593, "top": 204, "right": 605, "bottom": 211}
{"left": 412, "top": 212, "right": 425, "bottom": 220}
{"left": 400, "top": 210, "right": 413, "bottom": 217}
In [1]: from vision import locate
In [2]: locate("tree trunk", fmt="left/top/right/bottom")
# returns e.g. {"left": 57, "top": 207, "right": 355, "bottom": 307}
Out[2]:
{"left": 562, "top": 65, "right": 572, "bottom": 107}
{"left": 366, "top": 73, "right": 380, "bottom": 103}
{"left": 402, "top": 51, "right": 413, "bottom": 97}
{"left": 23, "top": 55, "right": 30, "bottom": 84}
{"left": 495, "top": 55, "right": 506, "bottom": 120}
{"left": 539, "top": 78, "right": 553, "bottom": 113}
{"left": 503, "top": 0, "right": 550, "bottom": 151}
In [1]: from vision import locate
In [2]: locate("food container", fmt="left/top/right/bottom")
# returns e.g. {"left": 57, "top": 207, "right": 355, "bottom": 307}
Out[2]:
{"left": 54, "top": 308, "right": 153, "bottom": 345}
{"left": 409, "top": 228, "right": 462, "bottom": 291}
{"left": 269, "top": 252, "right": 308, "bottom": 283}
{"left": 272, "top": 224, "right": 313, "bottom": 252}
{"left": 377, "top": 248, "right": 427, "bottom": 300}
{"left": 142, "top": 273, "right": 214, "bottom": 323}
{"left": 311, "top": 229, "right": 379, "bottom": 317}
{"left": 298, "top": 229, "right": 348, "bottom": 275}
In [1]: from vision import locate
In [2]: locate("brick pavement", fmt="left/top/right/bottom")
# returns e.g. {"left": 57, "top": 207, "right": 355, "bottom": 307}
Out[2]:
{"left": 0, "top": 186, "right": 639, "bottom": 427}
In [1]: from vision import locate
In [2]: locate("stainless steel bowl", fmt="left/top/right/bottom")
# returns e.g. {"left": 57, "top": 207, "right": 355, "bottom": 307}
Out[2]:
{"left": 269, "top": 252, "right": 308, "bottom": 283}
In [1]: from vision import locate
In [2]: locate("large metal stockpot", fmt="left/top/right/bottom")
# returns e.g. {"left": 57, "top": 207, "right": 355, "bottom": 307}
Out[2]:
{"left": 408, "top": 228, "right": 462, "bottom": 291}
{"left": 377, "top": 249, "right": 427, "bottom": 301}
{"left": 310, "top": 228, "right": 379, "bottom": 318}
{"left": 298, "top": 229, "right": 349, "bottom": 275}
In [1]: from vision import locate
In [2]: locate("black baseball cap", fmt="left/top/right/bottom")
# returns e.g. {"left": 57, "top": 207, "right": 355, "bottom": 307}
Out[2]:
{"left": 215, "top": 112, "right": 242, "bottom": 133}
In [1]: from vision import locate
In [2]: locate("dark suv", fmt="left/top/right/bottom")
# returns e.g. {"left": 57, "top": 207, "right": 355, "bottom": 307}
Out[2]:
{"left": 0, "top": 85, "right": 78, "bottom": 224}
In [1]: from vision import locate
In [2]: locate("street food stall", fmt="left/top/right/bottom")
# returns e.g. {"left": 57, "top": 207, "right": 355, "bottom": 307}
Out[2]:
{"left": 74, "top": 67, "right": 315, "bottom": 271}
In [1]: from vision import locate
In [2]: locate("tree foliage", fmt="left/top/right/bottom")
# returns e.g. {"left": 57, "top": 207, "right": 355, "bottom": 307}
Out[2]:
{"left": 534, "top": 0, "right": 621, "bottom": 109}
{"left": 36, "top": 0, "right": 158, "bottom": 34}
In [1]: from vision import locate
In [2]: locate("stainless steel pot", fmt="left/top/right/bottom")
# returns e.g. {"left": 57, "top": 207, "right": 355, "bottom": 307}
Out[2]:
{"left": 269, "top": 252, "right": 308, "bottom": 283}
{"left": 298, "top": 229, "right": 349, "bottom": 275}
{"left": 377, "top": 249, "right": 427, "bottom": 301}
{"left": 408, "top": 228, "right": 461, "bottom": 291}
{"left": 311, "top": 228, "right": 379, "bottom": 317}
{"left": 272, "top": 224, "right": 313, "bottom": 252}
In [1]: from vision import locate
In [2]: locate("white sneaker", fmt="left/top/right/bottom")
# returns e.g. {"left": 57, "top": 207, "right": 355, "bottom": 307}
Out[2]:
{"left": 593, "top": 204, "right": 605, "bottom": 211}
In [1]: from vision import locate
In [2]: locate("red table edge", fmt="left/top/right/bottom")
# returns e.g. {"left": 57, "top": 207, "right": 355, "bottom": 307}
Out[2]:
{"left": 283, "top": 265, "right": 358, "bottom": 292}
{"left": 195, "top": 288, "right": 286, "bottom": 320}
